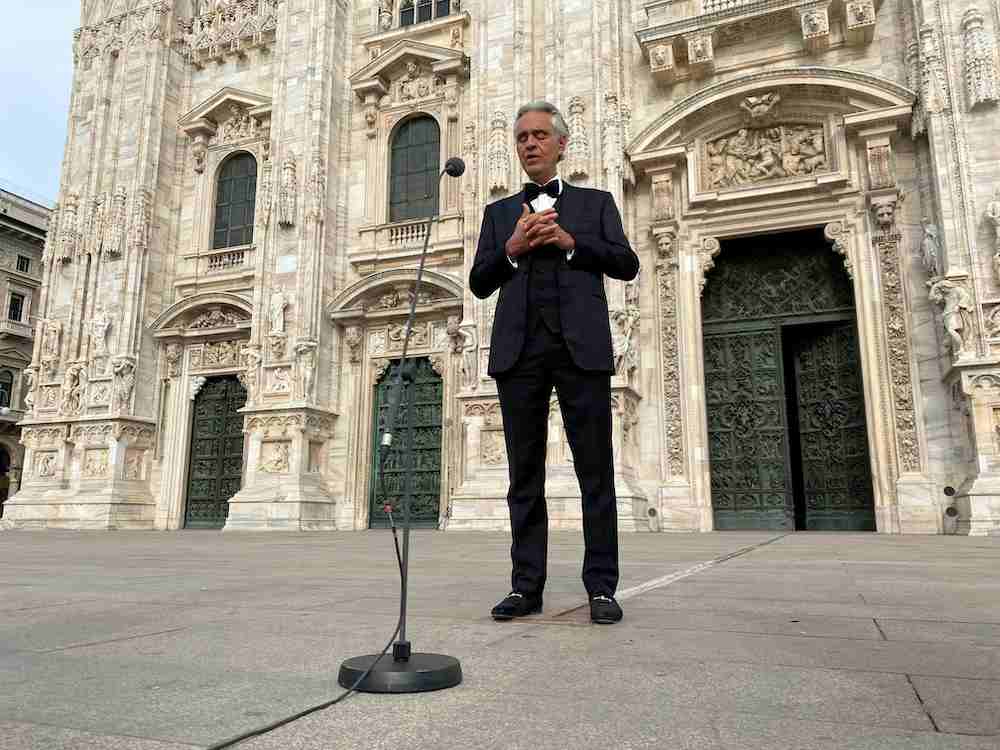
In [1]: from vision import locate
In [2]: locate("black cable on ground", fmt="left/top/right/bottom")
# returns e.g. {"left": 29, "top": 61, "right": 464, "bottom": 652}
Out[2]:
{"left": 205, "top": 412, "right": 406, "bottom": 750}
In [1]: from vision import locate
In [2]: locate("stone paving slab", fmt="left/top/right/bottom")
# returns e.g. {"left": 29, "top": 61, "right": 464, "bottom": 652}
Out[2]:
{"left": 0, "top": 530, "right": 997, "bottom": 749}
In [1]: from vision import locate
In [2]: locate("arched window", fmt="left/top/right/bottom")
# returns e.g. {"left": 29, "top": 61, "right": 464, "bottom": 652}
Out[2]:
{"left": 389, "top": 116, "right": 440, "bottom": 223}
{"left": 0, "top": 371, "right": 12, "bottom": 409}
{"left": 213, "top": 152, "right": 257, "bottom": 249}
{"left": 400, "top": 0, "right": 450, "bottom": 26}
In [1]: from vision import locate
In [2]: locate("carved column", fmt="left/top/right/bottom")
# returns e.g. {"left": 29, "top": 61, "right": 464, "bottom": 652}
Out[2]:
{"left": 952, "top": 372, "right": 1000, "bottom": 534}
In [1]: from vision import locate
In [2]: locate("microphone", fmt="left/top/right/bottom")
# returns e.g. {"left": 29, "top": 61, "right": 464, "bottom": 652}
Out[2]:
{"left": 443, "top": 157, "right": 465, "bottom": 177}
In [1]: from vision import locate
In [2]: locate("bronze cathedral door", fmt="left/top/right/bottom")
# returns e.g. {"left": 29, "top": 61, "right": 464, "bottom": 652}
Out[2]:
{"left": 702, "top": 229, "right": 875, "bottom": 531}
{"left": 184, "top": 375, "right": 247, "bottom": 529}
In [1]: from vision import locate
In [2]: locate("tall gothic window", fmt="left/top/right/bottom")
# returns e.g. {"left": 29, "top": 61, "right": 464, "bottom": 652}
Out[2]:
{"left": 400, "top": 0, "right": 450, "bottom": 27}
{"left": 213, "top": 152, "right": 257, "bottom": 249}
{"left": 389, "top": 116, "right": 440, "bottom": 222}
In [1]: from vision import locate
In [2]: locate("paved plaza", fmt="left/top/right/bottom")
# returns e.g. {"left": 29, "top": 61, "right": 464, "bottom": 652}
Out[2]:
{"left": 1, "top": 530, "right": 999, "bottom": 749}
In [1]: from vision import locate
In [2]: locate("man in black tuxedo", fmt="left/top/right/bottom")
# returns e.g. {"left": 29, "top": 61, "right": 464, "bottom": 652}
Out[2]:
{"left": 469, "top": 101, "right": 639, "bottom": 624}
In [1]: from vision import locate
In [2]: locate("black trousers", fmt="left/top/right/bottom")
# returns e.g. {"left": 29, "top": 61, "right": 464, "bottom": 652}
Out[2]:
{"left": 495, "top": 318, "right": 619, "bottom": 597}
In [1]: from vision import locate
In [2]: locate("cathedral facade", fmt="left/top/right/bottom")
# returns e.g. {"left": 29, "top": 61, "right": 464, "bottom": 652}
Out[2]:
{"left": 4, "top": 0, "right": 1000, "bottom": 534}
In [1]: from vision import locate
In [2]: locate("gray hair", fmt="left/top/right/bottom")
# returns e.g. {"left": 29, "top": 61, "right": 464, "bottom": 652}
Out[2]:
{"left": 514, "top": 100, "right": 570, "bottom": 139}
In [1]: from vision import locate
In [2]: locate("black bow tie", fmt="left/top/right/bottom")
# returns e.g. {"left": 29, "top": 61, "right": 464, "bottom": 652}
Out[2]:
{"left": 524, "top": 179, "right": 561, "bottom": 203}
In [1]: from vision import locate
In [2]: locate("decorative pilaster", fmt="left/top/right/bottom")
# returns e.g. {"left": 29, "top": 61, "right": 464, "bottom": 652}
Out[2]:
{"left": 961, "top": 9, "right": 999, "bottom": 109}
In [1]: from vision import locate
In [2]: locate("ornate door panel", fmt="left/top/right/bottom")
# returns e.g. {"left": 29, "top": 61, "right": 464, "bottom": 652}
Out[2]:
{"left": 184, "top": 376, "right": 247, "bottom": 529}
{"left": 705, "top": 328, "right": 795, "bottom": 530}
{"left": 789, "top": 322, "right": 875, "bottom": 531}
{"left": 369, "top": 358, "right": 443, "bottom": 529}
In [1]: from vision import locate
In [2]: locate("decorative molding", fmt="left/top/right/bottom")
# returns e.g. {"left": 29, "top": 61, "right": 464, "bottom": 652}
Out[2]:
{"left": 189, "top": 375, "right": 208, "bottom": 401}
{"left": 823, "top": 222, "right": 854, "bottom": 280}
{"left": 111, "top": 357, "right": 136, "bottom": 414}
{"left": 962, "top": 8, "right": 999, "bottom": 109}
{"left": 176, "top": 0, "right": 280, "bottom": 68}
{"left": 698, "top": 237, "right": 722, "bottom": 295}
{"left": 73, "top": 1, "right": 171, "bottom": 61}
{"left": 654, "top": 228, "right": 684, "bottom": 477}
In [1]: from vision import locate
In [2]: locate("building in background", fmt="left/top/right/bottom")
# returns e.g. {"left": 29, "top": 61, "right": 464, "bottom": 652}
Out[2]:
{"left": 4, "top": 0, "right": 1000, "bottom": 535}
{"left": 0, "top": 185, "right": 48, "bottom": 515}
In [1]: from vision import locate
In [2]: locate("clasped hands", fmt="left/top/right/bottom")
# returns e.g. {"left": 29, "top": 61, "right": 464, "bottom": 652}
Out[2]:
{"left": 505, "top": 204, "right": 575, "bottom": 260}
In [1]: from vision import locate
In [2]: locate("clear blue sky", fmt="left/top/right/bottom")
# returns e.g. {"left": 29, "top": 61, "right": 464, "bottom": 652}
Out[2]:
{"left": 0, "top": 3, "right": 78, "bottom": 207}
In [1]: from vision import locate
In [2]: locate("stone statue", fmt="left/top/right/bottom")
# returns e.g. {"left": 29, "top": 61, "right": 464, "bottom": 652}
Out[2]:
{"left": 928, "top": 278, "right": 974, "bottom": 356}
{"left": 920, "top": 217, "right": 942, "bottom": 277}
{"left": 42, "top": 320, "right": 61, "bottom": 359}
{"left": 59, "top": 362, "right": 87, "bottom": 416}
{"left": 36, "top": 453, "right": 56, "bottom": 478}
{"left": 21, "top": 367, "right": 37, "bottom": 410}
{"left": 294, "top": 341, "right": 317, "bottom": 402}
{"left": 269, "top": 289, "right": 287, "bottom": 333}
{"left": 378, "top": 0, "right": 393, "bottom": 30}
{"left": 239, "top": 346, "right": 262, "bottom": 402}
{"left": 611, "top": 306, "right": 640, "bottom": 378}
{"left": 278, "top": 156, "right": 297, "bottom": 227}
{"left": 985, "top": 186, "right": 1000, "bottom": 252}
{"left": 460, "top": 326, "right": 478, "bottom": 389}
{"left": 112, "top": 358, "right": 136, "bottom": 413}
{"left": 259, "top": 443, "right": 290, "bottom": 473}
{"left": 90, "top": 309, "right": 112, "bottom": 357}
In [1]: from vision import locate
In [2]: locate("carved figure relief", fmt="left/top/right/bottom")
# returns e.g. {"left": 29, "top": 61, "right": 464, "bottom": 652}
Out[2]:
{"left": 239, "top": 345, "right": 263, "bottom": 403}
{"left": 378, "top": 0, "right": 393, "bottom": 30}
{"left": 59, "top": 362, "right": 88, "bottom": 416}
{"left": 36, "top": 452, "right": 57, "bottom": 478}
{"left": 59, "top": 193, "right": 80, "bottom": 262}
{"left": 395, "top": 61, "right": 445, "bottom": 105}
{"left": 22, "top": 367, "right": 37, "bottom": 410}
{"left": 962, "top": 9, "right": 999, "bottom": 108}
{"left": 269, "top": 289, "right": 288, "bottom": 333}
{"left": 178, "top": 0, "right": 280, "bottom": 66}
{"left": 105, "top": 186, "right": 127, "bottom": 259}
{"left": 90, "top": 308, "right": 112, "bottom": 358}
{"left": 487, "top": 112, "right": 511, "bottom": 195}
{"left": 294, "top": 340, "right": 318, "bottom": 402}
{"left": 258, "top": 442, "right": 290, "bottom": 473}
{"left": 219, "top": 104, "right": 255, "bottom": 143}
{"left": 705, "top": 124, "right": 827, "bottom": 189}
{"left": 920, "top": 218, "right": 942, "bottom": 277}
{"left": 41, "top": 320, "right": 62, "bottom": 377}
{"left": 86, "top": 192, "right": 108, "bottom": 257}
{"left": 129, "top": 189, "right": 150, "bottom": 255}
{"left": 928, "top": 277, "right": 974, "bottom": 357}
{"left": 565, "top": 96, "right": 590, "bottom": 181}
{"left": 345, "top": 326, "right": 363, "bottom": 363}
{"left": 611, "top": 306, "right": 640, "bottom": 380}
{"left": 269, "top": 367, "right": 291, "bottom": 393}
{"left": 306, "top": 152, "right": 326, "bottom": 223}
{"left": 987, "top": 188, "right": 1000, "bottom": 280}
{"left": 124, "top": 450, "right": 143, "bottom": 480}
{"left": 112, "top": 357, "right": 136, "bottom": 413}
{"left": 278, "top": 156, "right": 297, "bottom": 228}
{"left": 907, "top": 42, "right": 927, "bottom": 136}
{"left": 188, "top": 306, "right": 246, "bottom": 329}
{"left": 740, "top": 92, "right": 781, "bottom": 122}
{"left": 164, "top": 343, "right": 183, "bottom": 379}
{"left": 83, "top": 449, "right": 109, "bottom": 479}
{"left": 388, "top": 322, "right": 429, "bottom": 349}
{"left": 651, "top": 173, "right": 674, "bottom": 222}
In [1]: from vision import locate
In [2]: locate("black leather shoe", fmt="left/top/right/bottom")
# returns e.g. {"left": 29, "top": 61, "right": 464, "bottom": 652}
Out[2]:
{"left": 491, "top": 591, "right": 543, "bottom": 621}
{"left": 590, "top": 594, "right": 623, "bottom": 624}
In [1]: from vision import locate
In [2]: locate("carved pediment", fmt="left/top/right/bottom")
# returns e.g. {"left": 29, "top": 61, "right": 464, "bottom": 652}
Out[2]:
{"left": 350, "top": 40, "right": 469, "bottom": 102}
{"left": 150, "top": 292, "right": 253, "bottom": 337}
{"left": 178, "top": 87, "right": 272, "bottom": 143}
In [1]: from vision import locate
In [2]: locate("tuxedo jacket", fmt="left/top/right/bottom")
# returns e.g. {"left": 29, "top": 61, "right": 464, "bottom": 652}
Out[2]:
{"left": 469, "top": 183, "right": 640, "bottom": 377}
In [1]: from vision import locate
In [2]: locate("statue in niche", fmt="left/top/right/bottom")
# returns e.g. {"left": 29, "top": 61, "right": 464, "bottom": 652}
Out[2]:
{"left": 611, "top": 306, "right": 640, "bottom": 379}
{"left": 90, "top": 308, "right": 112, "bottom": 357}
{"left": 59, "top": 362, "right": 87, "bottom": 416}
{"left": 269, "top": 289, "right": 288, "bottom": 334}
{"left": 985, "top": 186, "right": 1000, "bottom": 252}
{"left": 928, "top": 277, "right": 974, "bottom": 356}
{"left": 920, "top": 218, "right": 942, "bottom": 276}
{"left": 112, "top": 358, "right": 136, "bottom": 413}
{"left": 278, "top": 156, "right": 297, "bottom": 227}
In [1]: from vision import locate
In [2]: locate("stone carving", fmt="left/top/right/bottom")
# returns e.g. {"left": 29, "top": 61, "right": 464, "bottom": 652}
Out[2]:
{"left": 655, "top": 230, "right": 684, "bottom": 476}
{"left": 487, "top": 112, "right": 510, "bottom": 195}
{"left": 651, "top": 173, "right": 674, "bottom": 222}
{"left": 59, "top": 361, "right": 88, "bottom": 416}
{"left": 112, "top": 357, "right": 136, "bottom": 413}
{"left": 962, "top": 9, "right": 999, "bottom": 108}
{"left": 649, "top": 44, "right": 675, "bottom": 78}
{"left": 565, "top": 96, "right": 590, "bottom": 181}
{"left": 446, "top": 316, "right": 477, "bottom": 389}
{"left": 258, "top": 163, "right": 273, "bottom": 231}
{"left": 388, "top": 322, "right": 428, "bottom": 349}
{"left": 462, "top": 122, "right": 477, "bottom": 196}
{"left": 191, "top": 135, "right": 208, "bottom": 173}
{"left": 90, "top": 308, "right": 112, "bottom": 358}
{"left": 258, "top": 442, "right": 290, "bottom": 473}
{"left": 59, "top": 192, "right": 80, "bottom": 263}
{"left": 178, "top": 0, "right": 280, "bottom": 67}
{"left": 36, "top": 453, "right": 57, "bottom": 478}
{"left": 919, "top": 24, "right": 949, "bottom": 115}
{"left": 306, "top": 152, "right": 326, "bottom": 224}
{"left": 987, "top": 188, "right": 1000, "bottom": 281}
{"left": 41, "top": 320, "right": 62, "bottom": 378}
{"left": 378, "top": 0, "right": 393, "bottom": 30}
{"left": 105, "top": 186, "right": 128, "bottom": 259}
{"left": 687, "top": 34, "right": 713, "bottom": 65}
{"left": 871, "top": 197, "right": 899, "bottom": 231}
{"left": 269, "top": 333, "right": 288, "bottom": 361}
{"left": 270, "top": 367, "right": 291, "bottom": 393}
{"left": 429, "top": 354, "right": 446, "bottom": 377}
{"left": 189, "top": 375, "right": 208, "bottom": 401}
{"left": 602, "top": 93, "right": 624, "bottom": 181}
{"left": 219, "top": 104, "right": 255, "bottom": 144}
{"left": 164, "top": 343, "right": 183, "bottom": 379}
{"left": 801, "top": 7, "right": 829, "bottom": 37}
{"left": 739, "top": 92, "right": 781, "bottom": 122}
{"left": 188, "top": 306, "right": 246, "bottom": 329}
{"left": 90, "top": 384, "right": 110, "bottom": 406}
{"left": 124, "top": 450, "right": 143, "bottom": 480}
{"left": 278, "top": 156, "right": 297, "bottom": 228}
{"left": 239, "top": 345, "right": 263, "bottom": 403}
{"left": 920, "top": 218, "right": 942, "bottom": 277}
{"left": 269, "top": 289, "right": 288, "bottom": 333}
{"left": 611, "top": 306, "right": 640, "bottom": 380}
{"left": 395, "top": 61, "right": 446, "bottom": 105}
{"left": 42, "top": 202, "right": 59, "bottom": 266}
{"left": 928, "top": 277, "right": 975, "bottom": 357}
{"left": 294, "top": 340, "right": 318, "bottom": 402}
{"left": 21, "top": 367, "right": 37, "bottom": 411}
{"left": 480, "top": 430, "right": 506, "bottom": 465}
{"left": 86, "top": 192, "right": 108, "bottom": 257}
{"left": 866, "top": 142, "right": 893, "bottom": 189}
{"left": 345, "top": 326, "right": 363, "bottom": 363}
{"left": 824, "top": 222, "right": 855, "bottom": 280}
{"left": 450, "top": 26, "right": 462, "bottom": 49}
{"left": 83, "top": 449, "right": 109, "bottom": 479}
{"left": 372, "top": 357, "right": 392, "bottom": 381}
{"left": 985, "top": 305, "right": 1000, "bottom": 337}
{"left": 706, "top": 125, "right": 827, "bottom": 189}
{"left": 698, "top": 237, "right": 722, "bottom": 294}
{"left": 873, "top": 231, "right": 921, "bottom": 472}
{"left": 129, "top": 189, "right": 150, "bottom": 255}
{"left": 201, "top": 340, "right": 240, "bottom": 368}
{"left": 906, "top": 42, "right": 927, "bottom": 137}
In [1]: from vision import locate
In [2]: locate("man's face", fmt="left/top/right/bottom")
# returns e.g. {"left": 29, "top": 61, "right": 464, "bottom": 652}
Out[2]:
{"left": 514, "top": 110, "right": 566, "bottom": 184}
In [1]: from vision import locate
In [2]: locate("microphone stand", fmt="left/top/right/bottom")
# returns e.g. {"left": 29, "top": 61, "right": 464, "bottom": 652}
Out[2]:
{"left": 338, "top": 160, "right": 465, "bottom": 694}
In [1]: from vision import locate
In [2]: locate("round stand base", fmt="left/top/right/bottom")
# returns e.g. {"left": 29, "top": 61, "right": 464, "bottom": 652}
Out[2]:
{"left": 338, "top": 653, "right": 462, "bottom": 693}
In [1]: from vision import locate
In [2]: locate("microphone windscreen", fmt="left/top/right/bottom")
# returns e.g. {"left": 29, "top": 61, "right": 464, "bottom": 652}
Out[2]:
{"left": 444, "top": 157, "right": 466, "bottom": 177}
